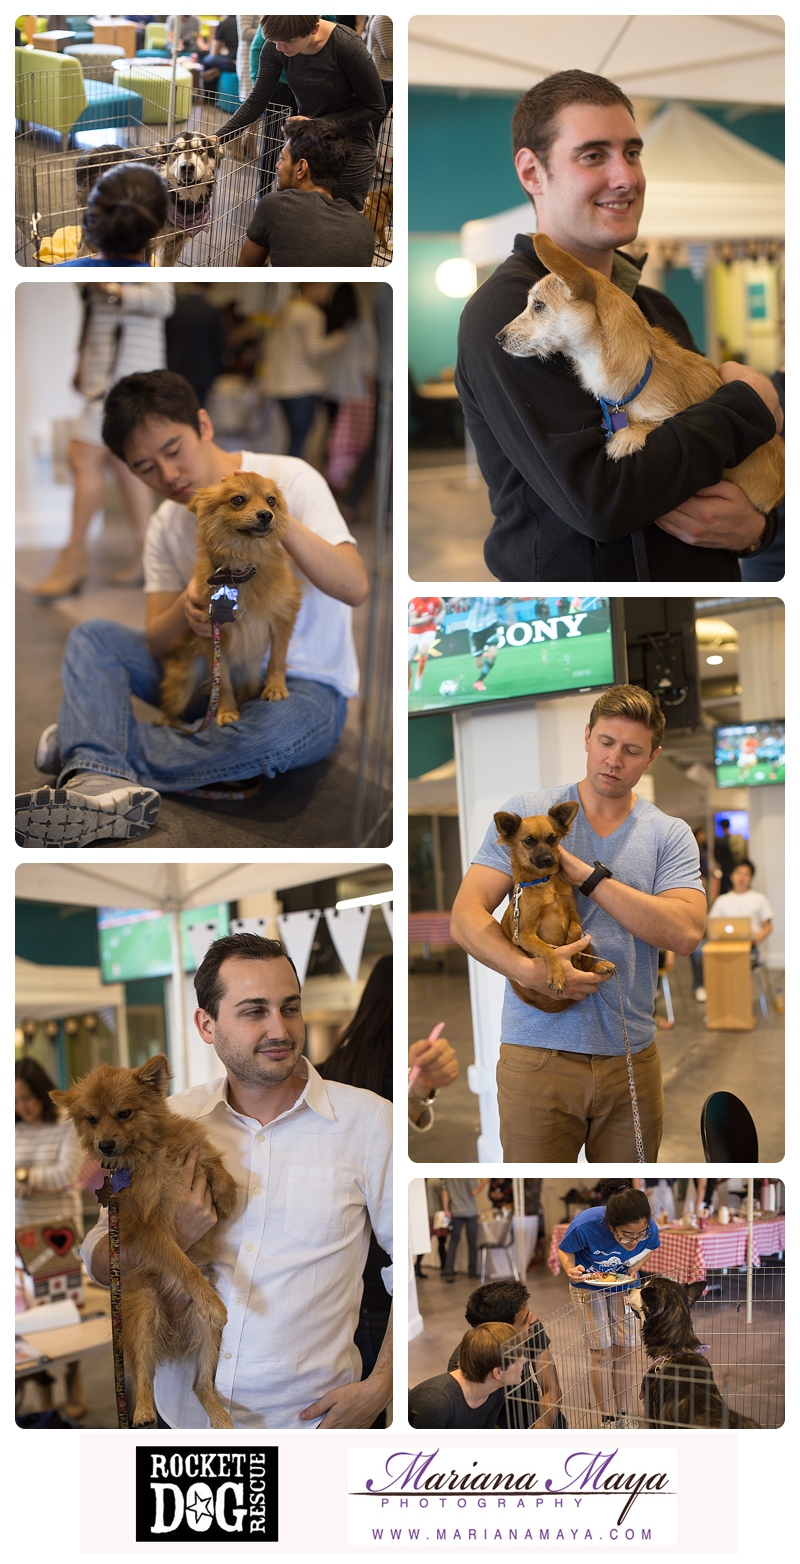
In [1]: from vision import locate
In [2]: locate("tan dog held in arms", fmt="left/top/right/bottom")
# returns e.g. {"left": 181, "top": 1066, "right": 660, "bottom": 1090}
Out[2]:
{"left": 51, "top": 1055, "right": 238, "bottom": 1429}
{"left": 495, "top": 800, "right": 615, "bottom": 1014}
{"left": 498, "top": 234, "right": 784, "bottom": 513}
{"left": 160, "top": 471, "right": 302, "bottom": 728}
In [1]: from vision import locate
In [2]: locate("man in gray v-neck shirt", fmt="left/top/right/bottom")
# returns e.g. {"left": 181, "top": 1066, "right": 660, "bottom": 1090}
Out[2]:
{"left": 238, "top": 120, "right": 376, "bottom": 268}
{"left": 450, "top": 685, "right": 705, "bottom": 1162}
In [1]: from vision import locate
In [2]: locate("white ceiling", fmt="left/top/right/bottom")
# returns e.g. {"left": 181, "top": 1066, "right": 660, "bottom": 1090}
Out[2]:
{"left": 409, "top": 15, "right": 785, "bottom": 105}
{"left": 15, "top": 863, "right": 380, "bottom": 913}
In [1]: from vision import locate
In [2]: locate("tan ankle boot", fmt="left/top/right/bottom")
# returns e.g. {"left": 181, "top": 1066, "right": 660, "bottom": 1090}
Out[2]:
{"left": 34, "top": 544, "right": 88, "bottom": 599}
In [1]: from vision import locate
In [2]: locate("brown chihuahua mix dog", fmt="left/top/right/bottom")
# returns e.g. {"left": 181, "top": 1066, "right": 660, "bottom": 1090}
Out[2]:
{"left": 160, "top": 471, "right": 302, "bottom": 728}
{"left": 52, "top": 1055, "right": 238, "bottom": 1429}
{"left": 495, "top": 800, "right": 615, "bottom": 1014}
{"left": 498, "top": 234, "right": 784, "bottom": 513}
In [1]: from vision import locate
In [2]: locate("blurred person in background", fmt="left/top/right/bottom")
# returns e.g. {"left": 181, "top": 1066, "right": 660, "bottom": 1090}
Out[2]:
{"left": 263, "top": 284, "right": 345, "bottom": 458}
{"left": 323, "top": 284, "right": 378, "bottom": 493}
{"left": 165, "top": 283, "right": 224, "bottom": 409}
{"left": 362, "top": 15, "right": 392, "bottom": 130}
{"left": 31, "top": 279, "right": 174, "bottom": 598}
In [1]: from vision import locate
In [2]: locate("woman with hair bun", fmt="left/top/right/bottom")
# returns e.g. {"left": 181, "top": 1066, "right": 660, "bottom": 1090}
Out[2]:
{"left": 56, "top": 163, "right": 168, "bottom": 269}
{"left": 216, "top": 17, "right": 385, "bottom": 210}
{"left": 558, "top": 1186, "right": 660, "bottom": 1425}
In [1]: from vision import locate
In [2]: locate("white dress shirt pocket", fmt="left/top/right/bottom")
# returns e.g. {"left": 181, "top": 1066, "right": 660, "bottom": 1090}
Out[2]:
{"left": 284, "top": 1167, "right": 353, "bottom": 1247}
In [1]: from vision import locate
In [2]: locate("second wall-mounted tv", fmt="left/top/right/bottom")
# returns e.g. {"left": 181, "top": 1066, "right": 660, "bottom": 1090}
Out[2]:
{"left": 408, "top": 596, "right": 617, "bottom": 716}
{"left": 714, "top": 720, "right": 785, "bottom": 788}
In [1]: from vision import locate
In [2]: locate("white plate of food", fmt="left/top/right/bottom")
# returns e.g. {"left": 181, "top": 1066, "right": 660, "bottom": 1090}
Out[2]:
{"left": 579, "top": 1271, "right": 633, "bottom": 1287}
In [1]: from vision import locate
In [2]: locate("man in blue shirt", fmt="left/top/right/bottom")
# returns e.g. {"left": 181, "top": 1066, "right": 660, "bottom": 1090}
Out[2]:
{"left": 451, "top": 684, "right": 706, "bottom": 1161}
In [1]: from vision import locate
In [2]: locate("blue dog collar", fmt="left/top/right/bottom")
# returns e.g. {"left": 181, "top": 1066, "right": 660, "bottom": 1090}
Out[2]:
{"left": 516, "top": 877, "right": 551, "bottom": 888}
{"left": 598, "top": 357, "right": 653, "bottom": 438}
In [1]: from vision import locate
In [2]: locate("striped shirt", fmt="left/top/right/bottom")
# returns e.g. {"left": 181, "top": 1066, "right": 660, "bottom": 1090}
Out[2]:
{"left": 76, "top": 282, "right": 174, "bottom": 404}
{"left": 15, "top": 1116, "right": 84, "bottom": 1236}
{"left": 262, "top": 298, "right": 347, "bottom": 398}
{"left": 363, "top": 16, "right": 393, "bottom": 80}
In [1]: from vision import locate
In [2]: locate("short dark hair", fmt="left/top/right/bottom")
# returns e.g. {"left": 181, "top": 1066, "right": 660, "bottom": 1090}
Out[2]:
{"left": 261, "top": 16, "right": 320, "bottom": 42}
{"left": 588, "top": 683, "right": 666, "bottom": 751}
{"left": 605, "top": 1187, "right": 652, "bottom": 1230}
{"left": 83, "top": 162, "right": 167, "bottom": 257}
{"left": 16, "top": 1057, "right": 59, "bottom": 1123}
{"left": 465, "top": 1280, "right": 529, "bottom": 1328}
{"left": 458, "top": 1322, "right": 518, "bottom": 1383}
{"left": 512, "top": 70, "right": 635, "bottom": 172}
{"left": 194, "top": 933, "right": 299, "bottom": 1019}
{"left": 102, "top": 370, "right": 201, "bottom": 460}
{"left": 733, "top": 858, "right": 756, "bottom": 877}
{"left": 284, "top": 118, "right": 351, "bottom": 192}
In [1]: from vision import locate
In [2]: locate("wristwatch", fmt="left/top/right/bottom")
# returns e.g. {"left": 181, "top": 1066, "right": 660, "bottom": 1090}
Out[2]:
{"left": 578, "top": 861, "right": 613, "bottom": 897}
{"left": 736, "top": 509, "right": 777, "bottom": 558}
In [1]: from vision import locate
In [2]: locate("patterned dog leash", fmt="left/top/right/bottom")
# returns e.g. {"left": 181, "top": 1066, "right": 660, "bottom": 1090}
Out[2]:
{"left": 510, "top": 881, "right": 645, "bottom": 1162}
{"left": 88, "top": 1166, "right": 132, "bottom": 1428}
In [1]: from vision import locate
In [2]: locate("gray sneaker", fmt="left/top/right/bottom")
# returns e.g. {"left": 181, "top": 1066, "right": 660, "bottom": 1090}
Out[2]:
{"left": 15, "top": 774, "right": 160, "bottom": 847}
{"left": 34, "top": 723, "right": 61, "bottom": 775}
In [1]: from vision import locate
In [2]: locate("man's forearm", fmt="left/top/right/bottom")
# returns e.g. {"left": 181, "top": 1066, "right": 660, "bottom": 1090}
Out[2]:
{"left": 584, "top": 878, "right": 703, "bottom": 955}
{"left": 282, "top": 524, "right": 368, "bottom": 606}
{"left": 146, "top": 591, "right": 190, "bottom": 658}
{"left": 450, "top": 898, "right": 547, "bottom": 987}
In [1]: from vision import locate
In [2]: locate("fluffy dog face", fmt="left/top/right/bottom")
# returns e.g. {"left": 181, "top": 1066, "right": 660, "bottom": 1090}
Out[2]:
{"left": 158, "top": 132, "right": 218, "bottom": 191}
{"left": 51, "top": 1054, "right": 172, "bottom": 1170}
{"left": 628, "top": 1276, "right": 707, "bottom": 1346}
{"left": 494, "top": 801, "right": 580, "bottom": 877}
{"left": 188, "top": 472, "right": 291, "bottom": 565}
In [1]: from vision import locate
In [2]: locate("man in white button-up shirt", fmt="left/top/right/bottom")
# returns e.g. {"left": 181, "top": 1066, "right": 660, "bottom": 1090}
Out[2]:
{"left": 81, "top": 933, "right": 393, "bottom": 1429}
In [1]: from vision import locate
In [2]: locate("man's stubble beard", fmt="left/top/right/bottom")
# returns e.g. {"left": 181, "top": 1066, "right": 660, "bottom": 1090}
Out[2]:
{"left": 212, "top": 1023, "right": 303, "bottom": 1087}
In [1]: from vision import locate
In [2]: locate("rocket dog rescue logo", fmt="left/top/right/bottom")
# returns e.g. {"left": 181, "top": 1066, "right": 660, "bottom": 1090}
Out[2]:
{"left": 349, "top": 1448, "right": 678, "bottom": 1546}
{"left": 135, "top": 1448, "right": 278, "bottom": 1542}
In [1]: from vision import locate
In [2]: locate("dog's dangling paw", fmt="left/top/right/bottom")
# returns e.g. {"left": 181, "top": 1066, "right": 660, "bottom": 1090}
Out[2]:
{"left": 216, "top": 709, "right": 240, "bottom": 726}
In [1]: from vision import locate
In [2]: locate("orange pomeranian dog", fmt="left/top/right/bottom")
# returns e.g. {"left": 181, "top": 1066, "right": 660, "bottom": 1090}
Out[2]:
{"left": 160, "top": 471, "right": 302, "bottom": 728}
{"left": 497, "top": 234, "right": 784, "bottom": 513}
{"left": 51, "top": 1054, "right": 238, "bottom": 1429}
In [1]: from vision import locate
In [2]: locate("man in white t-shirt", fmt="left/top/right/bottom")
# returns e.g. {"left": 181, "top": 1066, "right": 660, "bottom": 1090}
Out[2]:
{"left": 16, "top": 371, "right": 369, "bottom": 847}
{"left": 691, "top": 858, "right": 774, "bottom": 1001}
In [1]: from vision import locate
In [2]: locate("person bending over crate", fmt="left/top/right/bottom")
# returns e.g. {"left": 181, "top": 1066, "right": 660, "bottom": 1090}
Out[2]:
{"left": 238, "top": 121, "right": 376, "bottom": 267}
{"left": 16, "top": 370, "right": 368, "bottom": 848}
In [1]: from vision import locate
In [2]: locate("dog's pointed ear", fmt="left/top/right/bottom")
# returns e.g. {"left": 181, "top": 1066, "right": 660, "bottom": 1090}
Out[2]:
{"left": 135, "top": 1054, "right": 172, "bottom": 1094}
{"left": 49, "top": 1086, "right": 76, "bottom": 1113}
{"left": 187, "top": 483, "right": 214, "bottom": 517}
{"left": 685, "top": 1280, "right": 707, "bottom": 1306}
{"left": 494, "top": 811, "right": 521, "bottom": 840}
{"left": 151, "top": 142, "right": 168, "bottom": 161}
{"left": 534, "top": 234, "right": 597, "bottom": 304}
{"left": 548, "top": 800, "right": 580, "bottom": 835}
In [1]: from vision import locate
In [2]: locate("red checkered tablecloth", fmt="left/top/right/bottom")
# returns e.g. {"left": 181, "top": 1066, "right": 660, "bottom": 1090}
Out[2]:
{"left": 408, "top": 912, "right": 455, "bottom": 947}
{"left": 548, "top": 1218, "right": 785, "bottom": 1284}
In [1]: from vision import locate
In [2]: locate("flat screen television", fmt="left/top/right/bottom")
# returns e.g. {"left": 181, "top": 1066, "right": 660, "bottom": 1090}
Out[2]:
{"left": 713, "top": 720, "right": 785, "bottom": 789}
{"left": 408, "top": 596, "right": 618, "bottom": 715}
{"left": 97, "top": 902, "right": 231, "bottom": 983}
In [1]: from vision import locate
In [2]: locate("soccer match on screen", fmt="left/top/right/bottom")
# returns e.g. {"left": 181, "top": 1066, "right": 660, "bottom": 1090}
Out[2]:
{"left": 408, "top": 596, "right": 615, "bottom": 715}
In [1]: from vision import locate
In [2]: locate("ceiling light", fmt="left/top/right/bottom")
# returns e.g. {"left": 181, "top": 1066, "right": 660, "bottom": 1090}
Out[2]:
{"left": 706, "top": 654, "right": 724, "bottom": 665}
{"left": 435, "top": 258, "right": 477, "bottom": 298}
{"left": 335, "top": 891, "right": 393, "bottom": 910}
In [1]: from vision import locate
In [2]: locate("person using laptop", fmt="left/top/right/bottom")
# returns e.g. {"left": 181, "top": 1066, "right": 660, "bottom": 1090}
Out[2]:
{"left": 691, "top": 858, "right": 773, "bottom": 1002}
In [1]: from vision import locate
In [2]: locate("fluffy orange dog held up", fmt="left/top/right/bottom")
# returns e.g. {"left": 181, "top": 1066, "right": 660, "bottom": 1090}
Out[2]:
{"left": 497, "top": 234, "right": 784, "bottom": 513}
{"left": 160, "top": 471, "right": 302, "bottom": 728}
{"left": 495, "top": 801, "right": 615, "bottom": 1014}
{"left": 52, "top": 1054, "right": 238, "bottom": 1429}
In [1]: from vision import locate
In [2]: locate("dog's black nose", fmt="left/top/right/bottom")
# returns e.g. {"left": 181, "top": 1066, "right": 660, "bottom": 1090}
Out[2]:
{"left": 98, "top": 1138, "right": 117, "bottom": 1154}
{"left": 495, "top": 328, "right": 507, "bottom": 344}
{"left": 255, "top": 510, "right": 273, "bottom": 526}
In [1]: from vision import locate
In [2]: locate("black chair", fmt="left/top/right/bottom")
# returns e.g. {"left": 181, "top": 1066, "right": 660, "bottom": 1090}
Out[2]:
{"left": 700, "top": 1092, "right": 759, "bottom": 1161}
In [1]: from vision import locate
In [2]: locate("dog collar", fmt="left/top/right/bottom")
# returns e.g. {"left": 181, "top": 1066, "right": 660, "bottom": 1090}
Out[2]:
{"left": 207, "top": 567, "right": 256, "bottom": 626}
{"left": 517, "top": 878, "right": 551, "bottom": 888}
{"left": 207, "top": 567, "right": 257, "bottom": 587}
{"left": 639, "top": 1344, "right": 710, "bottom": 1400}
{"left": 598, "top": 358, "right": 653, "bottom": 438}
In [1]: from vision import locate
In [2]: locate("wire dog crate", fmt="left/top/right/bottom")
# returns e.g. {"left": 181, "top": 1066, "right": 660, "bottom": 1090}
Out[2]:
{"left": 502, "top": 1267, "right": 784, "bottom": 1430}
{"left": 16, "top": 67, "right": 392, "bottom": 267}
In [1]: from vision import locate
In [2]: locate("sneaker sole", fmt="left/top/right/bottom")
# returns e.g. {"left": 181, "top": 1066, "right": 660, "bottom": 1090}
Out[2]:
{"left": 15, "top": 786, "right": 160, "bottom": 847}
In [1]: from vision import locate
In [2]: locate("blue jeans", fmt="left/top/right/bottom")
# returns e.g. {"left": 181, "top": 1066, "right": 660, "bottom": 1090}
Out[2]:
{"left": 56, "top": 619, "right": 348, "bottom": 792}
{"left": 444, "top": 1215, "right": 478, "bottom": 1276}
{"left": 279, "top": 396, "right": 320, "bottom": 459}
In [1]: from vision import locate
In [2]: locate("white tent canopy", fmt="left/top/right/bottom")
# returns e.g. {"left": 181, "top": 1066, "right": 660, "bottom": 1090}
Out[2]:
{"left": 410, "top": 14, "right": 784, "bottom": 105}
{"left": 461, "top": 102, "right": 784, "bottom": 266}
{"left": 15, "top": 863, "right": 378, "bottom": 913}
{"left": 16, "top": 956, "right": 125, "bottom": 1020}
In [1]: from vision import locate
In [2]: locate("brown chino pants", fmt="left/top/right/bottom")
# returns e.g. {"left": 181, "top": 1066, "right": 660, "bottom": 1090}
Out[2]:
{"left": 496, "top": 1040, "right": 663, "bottom": 1162}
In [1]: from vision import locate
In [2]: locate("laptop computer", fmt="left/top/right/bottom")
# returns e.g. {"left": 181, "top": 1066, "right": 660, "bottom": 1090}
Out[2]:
{"left": 707, "top": 916, "right": 752, "bottom": 940}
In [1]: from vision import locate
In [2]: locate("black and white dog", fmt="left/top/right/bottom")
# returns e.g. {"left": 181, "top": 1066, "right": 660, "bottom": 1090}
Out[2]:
{"left": 628, "top": 1276, "right": 759, "bottom": 1428}
{"left": 154, "top": 132, "right": 220, "bottom": 265}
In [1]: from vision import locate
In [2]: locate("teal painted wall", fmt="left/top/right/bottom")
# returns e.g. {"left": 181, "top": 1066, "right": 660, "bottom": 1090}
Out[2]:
{"left": 409, "top": 237, "right": 469, "bottom": 384}
{"left": 409, "top": 712, "right": 455, "bottom": 779}
{"left": 662, "top": 268, "right": 707, "bottom": 355}
{"left": 409, "top": 90, "right": 522, "bottom": 232}
{"left": 16, "top": 900, "right": 99, "bottom": 966}
{"left": 697, "top": 107, "right": 784, "bottom": 162}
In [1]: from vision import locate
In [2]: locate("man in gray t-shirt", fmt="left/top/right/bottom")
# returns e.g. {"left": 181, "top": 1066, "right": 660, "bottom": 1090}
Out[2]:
{"left": 451, "top": 686, "right": 706, "bottom": 1162}
{"left": 238, "top": 119, "right": 376, "bottom": 267}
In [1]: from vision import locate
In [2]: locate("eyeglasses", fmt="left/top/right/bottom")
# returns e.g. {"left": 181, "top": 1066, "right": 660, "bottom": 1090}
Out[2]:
{"left": 614, "top": 1227, "right": 648, "bottom": 1241}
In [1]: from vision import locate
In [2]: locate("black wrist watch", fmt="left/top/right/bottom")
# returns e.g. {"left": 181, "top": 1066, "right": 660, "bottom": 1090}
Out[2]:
{"left": 579, "top": 861, "right": 613, "bottom": 896}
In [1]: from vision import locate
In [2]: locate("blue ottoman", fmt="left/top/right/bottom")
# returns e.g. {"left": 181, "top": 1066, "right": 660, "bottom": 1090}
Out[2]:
{"left": 73, "top": 79, "right": 144, "bottom": 134}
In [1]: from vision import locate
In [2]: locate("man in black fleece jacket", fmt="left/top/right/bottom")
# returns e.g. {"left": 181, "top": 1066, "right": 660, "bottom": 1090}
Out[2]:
{"left": 455, "top": 71, "right": 782, "bottom": 582}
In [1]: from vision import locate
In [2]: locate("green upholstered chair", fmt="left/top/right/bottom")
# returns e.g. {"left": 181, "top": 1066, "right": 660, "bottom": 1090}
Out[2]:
{"left": 15, "top": 47, "right": 143, "bottom": 149}
{"left": 144, "top": 21, "right": 168, "bottom": 51}
{"left": 112, "top": 61, "right": 192, "bottom": 125}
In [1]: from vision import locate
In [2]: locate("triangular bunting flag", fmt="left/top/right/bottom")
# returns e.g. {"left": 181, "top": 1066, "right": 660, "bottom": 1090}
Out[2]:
{"left": 232, "top": 917, "right": 271, "bottom": 937}
{"left": 277, "top": 910, "right": 320, "bottom": 986}
{"left": 324, "top": 906, "right": 371, "bottom": 983}
{"left": 184, "top": 919, "right": 221, "bottom": 970}
{"left": 382, "top": 902, "right": 393, "bottom": 940}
